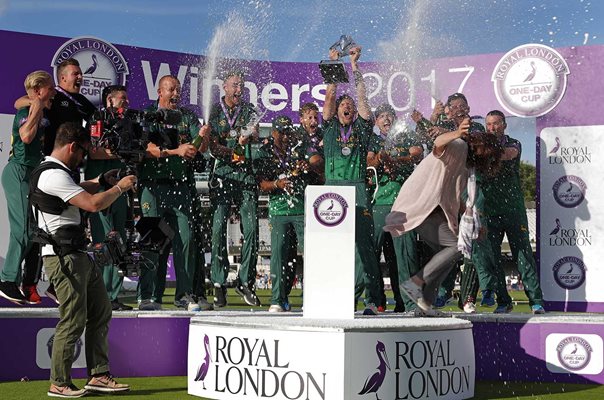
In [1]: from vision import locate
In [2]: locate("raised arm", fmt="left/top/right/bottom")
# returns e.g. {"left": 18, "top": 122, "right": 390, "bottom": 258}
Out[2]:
{"left": 349, "top": 46, "right": 371, "bottom": 121}
{"left": 433, "top": 117, "right": 470, "bottom": 156}
{"left": 322, "top": 48, "right": 340, "bottom": 121}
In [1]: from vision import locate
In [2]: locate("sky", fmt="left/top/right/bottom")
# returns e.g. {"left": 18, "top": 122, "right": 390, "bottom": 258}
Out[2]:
{"left": 1, "top": 0, "right": 602, "bottom": 164}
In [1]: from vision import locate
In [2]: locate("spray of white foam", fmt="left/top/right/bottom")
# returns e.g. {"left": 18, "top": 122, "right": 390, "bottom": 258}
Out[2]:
{"left": 200, "top": 1, "right": 273, "bottom": 122}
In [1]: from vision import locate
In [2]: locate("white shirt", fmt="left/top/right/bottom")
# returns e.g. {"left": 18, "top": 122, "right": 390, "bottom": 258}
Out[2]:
{"left": 36, "top": 156, "right": 85, "bottom": 256}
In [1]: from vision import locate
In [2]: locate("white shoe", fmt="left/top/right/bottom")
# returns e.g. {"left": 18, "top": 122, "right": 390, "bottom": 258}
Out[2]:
{"left": 463, "top": 301, "right": 476, "bottom": 314}
{"left": 269, "top": 304, "right": 284, "bottom": 313}
{"left": 400, "top": 280, "right": 423, "bottom": 304}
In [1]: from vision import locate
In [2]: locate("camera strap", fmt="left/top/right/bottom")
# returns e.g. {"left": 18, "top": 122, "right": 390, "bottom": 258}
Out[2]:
{"left": 29, "top": 161, "right": 84, "bottom": 284}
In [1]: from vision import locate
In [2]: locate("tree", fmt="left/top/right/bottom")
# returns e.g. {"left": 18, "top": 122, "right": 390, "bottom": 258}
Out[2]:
{"left": 519, "top": 161, "right": 536, "bottom": 203}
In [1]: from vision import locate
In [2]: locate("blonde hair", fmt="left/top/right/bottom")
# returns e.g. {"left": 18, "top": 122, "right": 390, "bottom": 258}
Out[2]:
{"left": 24, "top": 70, "right": 53, "bottom": 91}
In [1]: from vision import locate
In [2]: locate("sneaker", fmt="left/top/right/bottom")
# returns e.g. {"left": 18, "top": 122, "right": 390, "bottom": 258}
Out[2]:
{"left": 111, "top": 300, "right": 133, "bottom": 311}
{"left": 45, "top": 285, "right": 60, "bottom": 305}
{"left": 269, "top": 304, "right": 284, "bottom": 313}
{"left": 532, "top": 304, "right": 546, "bottom": 314}
{"left": 393, "top": 303, "right": 405, "bottom": 313}
{"left": 174, "top": 293, "right": 199, "bottom": 311}
{"left": 494, "top": 304, "right": 514, "bottom": 314}
{"left": 399, "top": 280, "right": 423, "bottom": 305}
{"left": 480, "top": 290, "right": 496, "bottom": 307}
{"left": 85, "top": 374, "right": 129, "bottom": 393}
{"left": 463, "top": 301, "right": 477, "bottom": 314}
{"left": 433, "top": 294, "right": 453, "bottom": 309}
{"left": 235, "top": 284, "right": 261, "bottom": 307}
{"left": 22, "top": 284, "right": 42, "bottom": 305}
{"left": 282, "top": 298, "right": 291, "bottom": 312}
{"left": 197, "top": 296, "right": 214, "bottom": 311}
{"left": 377, "top": 305, "right": 386, "bottom": 313}
{"left": 363, "top": 303, "right": 378, "bottom": 315}
{"left": 414, "top": 307, "right": 450, "bottom": 318}
{"left": 213, "top": 283, "right": 227, "bottom": 308}
{"left": 0, "top": 280, "right": 27, "bottom": 305}
{"left": 48, "top": 383, "right": 87, "bottom": 398}
{"left": 138, "top": 299, "right": 161, "bottom": 311}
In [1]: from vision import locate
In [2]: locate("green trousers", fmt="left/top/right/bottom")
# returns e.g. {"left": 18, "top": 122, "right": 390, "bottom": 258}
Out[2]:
{"left": 478, "top": 213, "right": 543, "bottom": 306}
{"left": 325, "top": 180, "right": 382, "bottom": 305}
{"left": 88, "top": 194, "right": 127, "bottom": 302}
{"left": 372, "top": 205, "right": 419, "bottom": 310}
{"left": 44, "top": 253, "right": 112, "bottom": 386}
{"left": 268, "top": 214, "right": 304, "bottom": 306}
{"left": 138, "top": 180, "right": 196, "bottom": 303}
{"left": 210, "top": 179, "right": 258, "bottom": 287}
{"left": 189, "top": 186, "right": 209, "bottom": 300}
{"left": 1, "top": 162, "right": 38, "bottom": 284}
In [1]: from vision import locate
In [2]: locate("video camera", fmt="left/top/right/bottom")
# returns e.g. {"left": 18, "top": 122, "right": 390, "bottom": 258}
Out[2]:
{"left": 88, "top": 107, "right": 180, "bottom": 276}
{"left": 91, "top": 217, "right": 174, "bottom": 278}
{"left": 90, "top": 107, "right": 182, "bottom": 170}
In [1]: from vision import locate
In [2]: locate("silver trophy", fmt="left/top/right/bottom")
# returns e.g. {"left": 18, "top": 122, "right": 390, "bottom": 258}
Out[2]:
{"left": 319, "top": 35, "right": 357, "bottom": 84}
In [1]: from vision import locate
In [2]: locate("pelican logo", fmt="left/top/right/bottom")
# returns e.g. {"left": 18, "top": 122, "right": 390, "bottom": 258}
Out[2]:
{"left": 51, "top": 36, "right": 129, "bottom": 106}
{"left": 547, "top": 137, "right": 592, "bottom": 165}
{"left": 557, "top": 336, "right": 592, "bottom": 371}
{"left": 492, "top": 44, "right": 569, "bottom": 117}
{"left": 358, "top": 340, "right": 390, "bottom": 399}
{"left": 552, "top": 175, "right": 586, "bottom": 208}
{"left": 552, "top": 256, "right": 585, "bottom": 290}
{"left": 194, "top": 334, "right": 212, "bottom": 389}
{"left": 548, "top": 219, "right": 592, "bottom": 247}
{"left": 313, "top": 192, "right": 348, "bottom": 227}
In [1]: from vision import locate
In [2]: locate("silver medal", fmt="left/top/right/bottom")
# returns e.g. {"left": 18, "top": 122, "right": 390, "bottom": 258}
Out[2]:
{"left": 229, "top": 129, "right": 238, "bottom": 138}
{"left": 278, "top": 173, "right": 287, "bottom": 180}
{"left": 341, "top": 146, "right": 352, "bottom": 156}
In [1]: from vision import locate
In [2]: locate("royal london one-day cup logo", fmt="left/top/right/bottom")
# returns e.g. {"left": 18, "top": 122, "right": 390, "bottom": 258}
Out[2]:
{"left": 492, "top": 44, "right": 569, "bottom": 117}
{"left": 51, "top": 36, "right": 130, "bottom": 106}
{"left": 552, "top": 175, "right": 586, "bottom": 208}
{"left": 552, "top": 256, "right": 586, "bottom": 290}
{"left": 313, "top": 192, "right": 348, "bottom": 227}
{"left": 557, "top": 336, "right": 593, "bottom": 371}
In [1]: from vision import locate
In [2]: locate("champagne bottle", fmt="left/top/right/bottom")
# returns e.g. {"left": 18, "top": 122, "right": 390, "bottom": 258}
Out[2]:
{"left": 190, "top": 134, "right": 204, "bottom": 150}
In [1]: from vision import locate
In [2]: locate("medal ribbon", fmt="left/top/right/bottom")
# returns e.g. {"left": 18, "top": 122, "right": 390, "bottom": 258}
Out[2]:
{"left": 220, "top": 98, "right": 242, "bottom": 129}
{"left": 340, "top": 124, "right": 353, "bottom": 144}
{"left": 55, "top": 86, "right": 88, "bottom": 117}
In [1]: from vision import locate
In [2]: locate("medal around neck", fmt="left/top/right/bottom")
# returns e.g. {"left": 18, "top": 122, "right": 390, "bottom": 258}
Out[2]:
{"left": 341, "top": 146, "right": 352, "bottom": 156}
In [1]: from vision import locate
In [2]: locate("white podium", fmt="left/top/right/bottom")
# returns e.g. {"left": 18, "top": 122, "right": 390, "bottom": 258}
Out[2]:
{"left": 303, "top": 185, "right": 356, "bottom": 319}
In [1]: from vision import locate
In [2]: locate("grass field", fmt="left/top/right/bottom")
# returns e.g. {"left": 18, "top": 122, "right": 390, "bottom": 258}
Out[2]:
{"left": 1, "top": 376, "right": 603, "bottom": 399}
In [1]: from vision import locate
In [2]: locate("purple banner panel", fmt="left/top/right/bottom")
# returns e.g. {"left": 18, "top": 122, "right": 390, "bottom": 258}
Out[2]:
{"left": 3, "top": 29, "right": 585, "bottom": 123}
{"left": 0, "top": 315, "right": 189, "bottom": 382}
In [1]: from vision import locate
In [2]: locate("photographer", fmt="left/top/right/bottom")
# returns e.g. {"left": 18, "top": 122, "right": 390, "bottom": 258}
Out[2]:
{"left": 84, "top": 85, "right": 131, "bottom": 311}
{"left": 137, "top": 75, "right": 211, "bottom": 311}
{"left": 32, "top": 122, "right": 133, "bottom": 397}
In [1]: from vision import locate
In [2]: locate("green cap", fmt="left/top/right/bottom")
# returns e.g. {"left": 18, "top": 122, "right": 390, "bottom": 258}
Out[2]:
{"left": 272, "top": 115, "right": 293, "bottom": 132}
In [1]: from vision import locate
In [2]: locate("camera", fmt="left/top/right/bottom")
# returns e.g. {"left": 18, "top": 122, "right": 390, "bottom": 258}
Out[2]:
{"left": 91, "top": 217, "right": 175, "bottom": 277}
{"left": 90, "top": 107, "right": 182, "bottom": 167}
{"left": 88, "top": 108, "right": 180, "bottom": 276}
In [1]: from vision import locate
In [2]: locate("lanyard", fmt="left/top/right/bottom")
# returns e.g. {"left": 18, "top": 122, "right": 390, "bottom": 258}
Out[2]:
{"left": 220, "top": 99, "right": 241, "bottom": 128}
{"left": 340, "top": 124, "right": 353, "bottom": 143}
